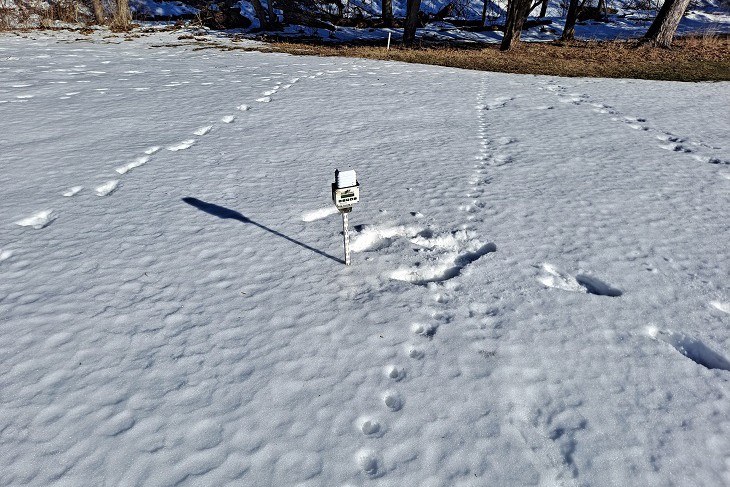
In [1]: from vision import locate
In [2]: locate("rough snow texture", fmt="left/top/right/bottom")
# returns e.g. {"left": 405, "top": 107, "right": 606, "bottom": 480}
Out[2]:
{"left": 0, "top": 31, "right": 729, "bottom": 486}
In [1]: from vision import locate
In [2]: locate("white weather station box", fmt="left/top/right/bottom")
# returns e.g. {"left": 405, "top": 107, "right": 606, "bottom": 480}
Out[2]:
{"left": 332, "top": 169, "right": 360, "bottom": 212}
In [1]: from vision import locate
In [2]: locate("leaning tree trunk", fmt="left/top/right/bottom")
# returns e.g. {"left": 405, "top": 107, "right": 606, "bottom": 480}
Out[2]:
{"left": 539, "top": 0, "right": 548, "bottom": 17}
{"left": 403, "top": 0, "right": 422, "bottom": 47}
{"left": 91, "top": 0, "right": 105, "bottom": 24}
{"left": 561, "top": 0, "right": 579, "bottom": 40}
{"left": 643, "top": 0, "right": 691, "bottom": 47}
{"left": 382, "top": 0, "right": 393, "bottom": 26}
{"left": 500, "top": 0, "right": 532, "bottom": 51}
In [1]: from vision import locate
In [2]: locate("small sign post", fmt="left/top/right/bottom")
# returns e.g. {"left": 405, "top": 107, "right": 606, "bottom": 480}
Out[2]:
{"left": 332, "top": 169, "right": 360, "bottom": 266}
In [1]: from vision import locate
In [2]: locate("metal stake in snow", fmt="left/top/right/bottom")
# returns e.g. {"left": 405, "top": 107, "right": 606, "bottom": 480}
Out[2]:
{"left": 332, "top": 169, "right": 360, "bottom": 266}
{"left": 387, "top": 32, "right": 392, "bottom": 50}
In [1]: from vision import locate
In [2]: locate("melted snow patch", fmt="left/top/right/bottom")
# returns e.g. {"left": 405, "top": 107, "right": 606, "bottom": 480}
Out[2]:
{"left": 15, "top": 210, "right": 56, "bottom": 229}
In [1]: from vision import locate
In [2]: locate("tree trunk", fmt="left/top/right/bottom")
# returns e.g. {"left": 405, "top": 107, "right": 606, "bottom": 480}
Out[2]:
{"left": 539, "top": 0, "right": 548, "bottom": 17}
{"left": 112, "top": 0, "right": 131, "bottom": 30}
{"left": 481, "top": 0, "right": 488, "bottom": 24}
{"left": 266, "top": 0, "right": 276, "bottom": 26}
{"left": 561, "top": 0, "right": 579, "bottom": 40}
{"left": 382, "top": 0, "right": 393, "bottom": 26}
{"left": 403, "top": 0, "right": 422, "bottom": 47}
{"left": 500, "top": 0, "right": 531, "bottom": 51}
{"left": 643, "top": 0, "right": 691, "bottom": 47}
{"left": 91, "top": 0, "right": 105, "bottom": 24}
{"left": 250, "top": 0, "right": 272, "bottom": 29}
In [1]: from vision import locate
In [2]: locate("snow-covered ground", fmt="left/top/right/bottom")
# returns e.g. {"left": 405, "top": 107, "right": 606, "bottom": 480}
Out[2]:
{"left": 1, "top": 31, "right": 729, "bottom": 486}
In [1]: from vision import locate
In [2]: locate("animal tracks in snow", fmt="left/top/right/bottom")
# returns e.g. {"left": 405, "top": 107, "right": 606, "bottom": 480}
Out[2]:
{"left": 541, "top": 81, "right": 728, "bottom": 168}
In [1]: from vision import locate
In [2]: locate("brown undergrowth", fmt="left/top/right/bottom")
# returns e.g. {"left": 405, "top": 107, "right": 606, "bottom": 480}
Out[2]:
{"left": 247, "top": 35, "right": 730, "bottom": 82}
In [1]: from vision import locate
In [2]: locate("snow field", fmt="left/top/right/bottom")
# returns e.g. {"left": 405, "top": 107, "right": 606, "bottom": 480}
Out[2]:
{"left": 1, "top": 31, "right": 729, "bottom": 486}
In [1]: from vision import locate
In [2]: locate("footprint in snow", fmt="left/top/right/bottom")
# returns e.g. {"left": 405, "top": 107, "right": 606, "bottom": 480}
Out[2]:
{"left": 412, "top": 322, "right": 438, "bottom": 339}
{"left": 382, "top": 391, "right": 402, "bottom": 411}
{"left": 15, "top": 210, "right": 56, "bottom": 229}
{"left": 256, "top": 96, "right": 271, "bottom": 103}
{"left": 356, "top": 449, "right": 383, "bottom": 478}
{"left": 116, "top": 156, "right": 149, "bottom": 174}
{"left": 391, "top": 242, "right": 497, "bottom": 285}
{"left": 221, "top": 115, "right": 235, "bottom": 123}
{"left": 145, "top": 146, "right": 161, "bottom": 155}
{"left": 62, "top": 186, "right": 83, "bottom": 197}
{"left": 167, "top": 139, "right": 195, "bottom": 151}
{"left": 407, "top": 346, "right": 425, "bottom": 360}
{"left": 237, "top": 104, "right": 251, "bottom": 111}
{"left": 538, "top": 263, "right": 622, "bottom": 297}
{"left": 193, "top": 125, "right": 212, "bottom": 136}
{"left": 358, "top": 417, "right": 384, "bottom": 437}
{"left": 95, "top": 180, "right": 120, "bottom": 197}
{"left": 385, "top": 365, "right": 405, "bottom": 381}
{"left": 646, "top": 326, "right": 730, "bottom": 371}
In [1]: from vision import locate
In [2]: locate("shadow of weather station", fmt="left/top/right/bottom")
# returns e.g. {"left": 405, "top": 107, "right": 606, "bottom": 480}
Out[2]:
{"left": 182, "top": 197, "right": 344, "bottom": 264}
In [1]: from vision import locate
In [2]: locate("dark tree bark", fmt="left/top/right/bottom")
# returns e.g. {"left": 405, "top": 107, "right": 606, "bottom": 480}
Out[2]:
{"left": 643, "top": 0, "right": 692, "bottom": 47}
{"left": 403, "top": 0, "right": 422, "bottom": 47}
{"left": 91, "top": 0, "right": 105, "bottom": 24}
{"left": 266, "top": 0, "right": 276, "bottom": 26}
{"left": 382, "top": 0, "right": 393, "bottom": 26}
{"left": 561, "top": 0, "right": 579, "bottom": 40}
{"left": 250, "top": 0, "right": 273, "bottom": 29}
{"left": 500, "top": 0, "right": 531, "bottom": 51}
{"left": 539, "top": 0, "right": 548, "bottom": 17}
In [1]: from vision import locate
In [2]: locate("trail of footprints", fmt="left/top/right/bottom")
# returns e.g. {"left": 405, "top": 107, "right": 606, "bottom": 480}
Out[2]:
{"left": 11, "top": 67, "right": 313, "bottom": 235}
{"left": 467, "top": 78, "right": 519, "bottom": 218}
{"left": 541, "top": 81, "right": 729, "bottom": 168}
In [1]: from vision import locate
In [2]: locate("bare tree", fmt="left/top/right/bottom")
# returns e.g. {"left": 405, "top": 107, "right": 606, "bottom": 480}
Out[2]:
{"left": 91, "top": 0, "right": 105, "bottom": 24}
{"left": 643, "top": 0, "right": 692, "bottom": 47}
{"left": 111, "top": 0, "right": 131, "bottom": 30}
{"left": 250, "top": 0, "right": 274, "bottom": 29}
{"left": 561, "top": 0, "right": 579, "bottom": 40}
{"left": 500, "top": 0, "right": 531, "bottom": 51}
{"left": 539, "top": 0, "right": 548, "bottom": 17}
{"left": 382, "top": 0, "right": 393, "bottom": 26}
{"left": 403, "top": 0, "right": 421, "bottom": 47}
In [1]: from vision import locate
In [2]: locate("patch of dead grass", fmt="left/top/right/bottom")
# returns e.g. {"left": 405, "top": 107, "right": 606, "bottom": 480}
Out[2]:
{"left": 257, "top": 36, "right": 729, "bottom": 82}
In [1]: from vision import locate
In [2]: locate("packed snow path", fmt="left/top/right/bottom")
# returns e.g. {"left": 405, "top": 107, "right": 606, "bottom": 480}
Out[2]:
{"left": 1, "top": 32, "right": 729, "bottom": 486}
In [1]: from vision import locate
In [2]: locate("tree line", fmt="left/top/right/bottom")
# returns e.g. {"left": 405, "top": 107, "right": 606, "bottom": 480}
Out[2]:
{"left": 66, "top": 0, "right": 697, "bottom": 48}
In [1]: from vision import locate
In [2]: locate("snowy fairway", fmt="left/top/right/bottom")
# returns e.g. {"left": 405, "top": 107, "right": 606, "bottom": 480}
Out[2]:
{"left": 1, "top": 32, "right": 729, "bottom": 486}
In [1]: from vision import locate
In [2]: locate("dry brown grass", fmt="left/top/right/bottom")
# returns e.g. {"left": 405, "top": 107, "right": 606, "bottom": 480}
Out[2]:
{"left": 252, "top": 36, "right": 730, "bottom": 82}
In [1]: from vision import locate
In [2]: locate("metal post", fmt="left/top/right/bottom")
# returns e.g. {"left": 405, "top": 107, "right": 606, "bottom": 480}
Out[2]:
{"left": 387, "top": 32, "right": 392, "bottom": 50}
{"left": 342, "top": 211, "right": 351, "bottom": 266}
